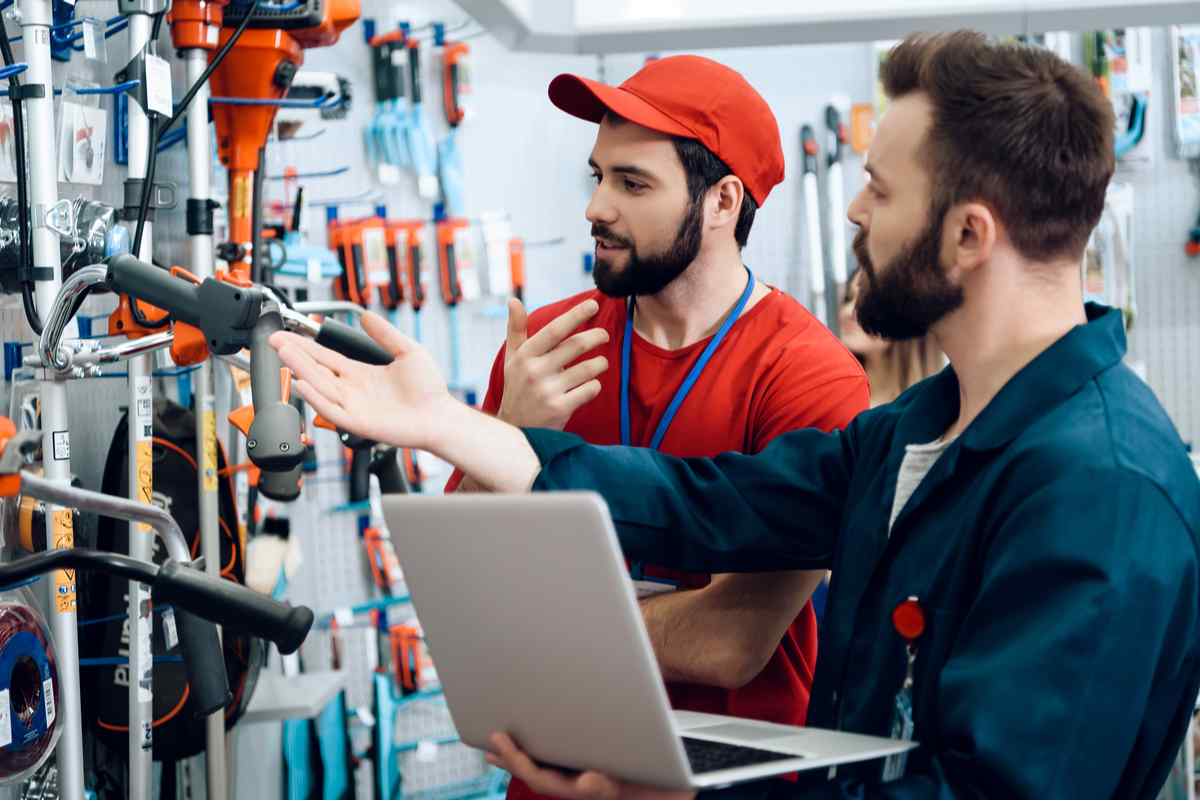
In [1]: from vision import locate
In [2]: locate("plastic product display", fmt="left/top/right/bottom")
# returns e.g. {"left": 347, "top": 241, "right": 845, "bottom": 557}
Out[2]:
{"left": 0, "top": 590, "right": 59, "bottom": 784}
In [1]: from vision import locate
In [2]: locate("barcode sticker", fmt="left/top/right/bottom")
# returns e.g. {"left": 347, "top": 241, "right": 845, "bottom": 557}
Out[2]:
{"left": 43, "top": 678, "right": 55, "bottom": 726}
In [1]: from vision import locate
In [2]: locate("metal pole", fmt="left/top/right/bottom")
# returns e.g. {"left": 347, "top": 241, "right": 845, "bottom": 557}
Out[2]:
{"left": 19, "top": 0, "right": 83, "bottom": 795}
{"left": 186, "top": 45, "right": 229, "bottom": 800}
{"left": 125, "top": 13, "right": 155, "bottom": 798}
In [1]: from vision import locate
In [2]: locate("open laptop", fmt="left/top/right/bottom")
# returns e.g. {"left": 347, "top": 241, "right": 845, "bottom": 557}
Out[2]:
{"left": 383, "top": 492, "right": 914, "bottom": 790}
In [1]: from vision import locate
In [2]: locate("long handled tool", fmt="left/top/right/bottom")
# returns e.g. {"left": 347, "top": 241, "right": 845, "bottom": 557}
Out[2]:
{"left": 801, "top": 124, "right": 827, "bottom": 325}
{"left": 824, "top": 105, "right": 849, "bottom": 305}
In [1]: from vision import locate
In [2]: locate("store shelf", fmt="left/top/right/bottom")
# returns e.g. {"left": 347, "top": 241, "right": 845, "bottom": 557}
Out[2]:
{"left": 241, "top": 671, "right": 348, "bottom": 724}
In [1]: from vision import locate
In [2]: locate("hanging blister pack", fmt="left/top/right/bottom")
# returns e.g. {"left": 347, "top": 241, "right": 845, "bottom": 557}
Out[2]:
{"left": 1170, "top": 26, "right": 1200, "bottom": 159}
{"left": 0, "top": 101, "right": 16, "bottom": 184}
{"left": 57, "top": 84, "right": 107, "bottom": 186}
{"left": 479, "top": 212, "right": 512, "bottom": 298}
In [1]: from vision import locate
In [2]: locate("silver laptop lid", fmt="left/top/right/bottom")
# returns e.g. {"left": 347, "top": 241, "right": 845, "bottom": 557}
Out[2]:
{"left": 384, "top": 492, "right": 694, "bottom": 789}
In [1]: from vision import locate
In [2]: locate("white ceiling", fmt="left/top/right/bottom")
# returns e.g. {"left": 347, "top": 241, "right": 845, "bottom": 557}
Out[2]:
{"left": 451, "top": 0, "right": 1200, "bottom": 53}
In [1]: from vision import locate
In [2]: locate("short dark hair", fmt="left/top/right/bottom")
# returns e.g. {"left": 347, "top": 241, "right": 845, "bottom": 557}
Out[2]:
{"left": 672, "top": 137, "right": 757, "bottom": 249}
{"left": 880, "top": 31, "right": 1115, "bottom": 261}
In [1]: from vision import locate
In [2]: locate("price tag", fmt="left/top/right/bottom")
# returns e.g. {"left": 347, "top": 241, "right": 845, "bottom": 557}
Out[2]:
{"left": 0, "top": 689, "right": 11, "bottom": 747}
{"left": 43, "top": 679, "right": 55, "bottom": 725}
{"left": 145, "top": 54, "right": 173, "bottom": 117}
{"left": 162, "top": 607, "right": 179, "bottom": 650}
{"left": 83, "top": 18, "right": 106, "bottom": 62}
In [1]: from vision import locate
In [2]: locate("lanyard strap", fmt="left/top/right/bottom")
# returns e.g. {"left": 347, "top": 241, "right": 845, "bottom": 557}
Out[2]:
{"left": 620, "top": 267, "right": 755, "bottom": 450}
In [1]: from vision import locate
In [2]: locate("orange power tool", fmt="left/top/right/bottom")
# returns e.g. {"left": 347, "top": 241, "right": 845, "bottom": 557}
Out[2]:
{"left": 208, "top": 0, "right": 359, "bottom": 280}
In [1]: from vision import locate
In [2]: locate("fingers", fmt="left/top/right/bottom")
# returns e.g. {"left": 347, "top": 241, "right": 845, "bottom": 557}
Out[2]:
{"left": 361, "top": 310, "right": 417, "bottom": 356}
{"left": 560, "top": 378, "right": 602, "bottom": 411}
{"left": 291, "top": 379, "right": 350, "bottom": 431}
{"left": 486, "top": 733, "right": 585, "bottom": 799}
{"left": 275, "top": 331, "right": 355, "bottom": 377}
{"left": 524, "top": 299, "right": 600, "bottom": 357}
{"left": 545, "top": 328, "right": 610, "bottom": 371}
{"left": 277, "top": 343, "right": 344, "bottom": 406}
{"left": 505, "top": 298, "right": 528, "bottom": 356}
{"left": 556, "top": 355, "right": 608, "bottom": 393}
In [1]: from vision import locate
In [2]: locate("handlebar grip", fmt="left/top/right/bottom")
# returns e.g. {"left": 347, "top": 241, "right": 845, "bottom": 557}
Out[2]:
{"left": 105, "top": 254, "right": 200, "bottom": 321}
{"left": 257, "top": 463, "right": 303, "bottom": 503}
{"left": 173, "top": 607, "right": 233, "bottom": 716}
{"left": 249, "top": 311, "right": 304, "bottom": 475}
{"left": 316, "top": 319, "right": 394, "bottom": 365}
{"left": 349, "top": 446, "right": 371, "bottom": 504}
{"left": 153, "top": 559, "right": 314, "bottom": 654}
{"left": 371, "top": 447, "right": 410, "bottom": 495}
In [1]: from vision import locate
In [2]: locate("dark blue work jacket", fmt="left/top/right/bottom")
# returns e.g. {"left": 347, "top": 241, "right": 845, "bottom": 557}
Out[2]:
{"left": 526, "top": 304, "right": 1200, "bottom": 798}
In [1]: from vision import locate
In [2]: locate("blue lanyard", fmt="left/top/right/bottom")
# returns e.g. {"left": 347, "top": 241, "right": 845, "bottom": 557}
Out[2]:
{"left": 620, "top": 267, "right": 755, "bottom": 450}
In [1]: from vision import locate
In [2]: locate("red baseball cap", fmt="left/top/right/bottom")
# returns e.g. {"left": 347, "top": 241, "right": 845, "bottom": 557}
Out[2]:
{"left": 548, "top": 55, "right": 784, "bottom": 206}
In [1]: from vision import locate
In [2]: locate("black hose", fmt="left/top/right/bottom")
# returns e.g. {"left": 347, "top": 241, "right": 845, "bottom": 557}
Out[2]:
{"left": 0, "top": 15, "right": 40, "bottom": 334}
{"left": 126, "top": 0, "right": 260, "bottom": 328}
{"left": 250, "top": 146, "right": 265, "bottom": 283}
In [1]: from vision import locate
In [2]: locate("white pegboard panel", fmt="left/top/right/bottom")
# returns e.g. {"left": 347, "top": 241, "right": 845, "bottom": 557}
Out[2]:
{"left": 389, "top": 693, "right": 495, "bottom": 799}
{"left": 1120, "top": 27, "right": 1200, "bottom": 447}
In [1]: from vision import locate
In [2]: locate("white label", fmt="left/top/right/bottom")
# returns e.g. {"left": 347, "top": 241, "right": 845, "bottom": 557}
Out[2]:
{"left": 162, "top": 608, "right": 179, "bottom": 650}
{"left": 307, "top": 257, "right": 322, "bottom": 283}
{"left": 333, "top": 607, "right": 353, "bottom": 627}
{"left": 137, "top": 600, "right": 153, "bottom": 702}
{"left": 134, "top": 376, "right": 153, "bottom": 438}
{"left": 416, "top": 740, "right": 439, "bottom": 763}
{"left": 206, "top": 26, "right": 219, "bottom": 46}
{"left": 0, "top": 689, "right": 10, "bottom": 746}
{"left": 390, "top": 49, "right": 405, "bottom": 66}
{"left": 52, "top": 430, "right": 70, "bottom": 461}
{"left": 377, "top": 163, "right": 401, "bottom": 185}
{"left": 145, "top": 55, "right": 173, "bottom": 118}
{"left": 356, "top": 706, "right": 375, "bottom": 728}
{"left": 83, "top": 18, "right": 106, "bottom": 62}
{"left": 42, "top": 678, "right": 54, "bottom": 726}
{"left": 363, "top": 227, "right": 387, "bottom": 277}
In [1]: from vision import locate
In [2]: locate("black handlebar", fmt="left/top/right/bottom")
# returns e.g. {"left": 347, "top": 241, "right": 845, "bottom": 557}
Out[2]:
{"left": 0, "top": 550, "right": 314, "bottom": 655}
{"left": 315, "top": 319, "right": 394, "bottom": 365}
{"left": 154, "top": 560, "right": 313, "bottom": 655}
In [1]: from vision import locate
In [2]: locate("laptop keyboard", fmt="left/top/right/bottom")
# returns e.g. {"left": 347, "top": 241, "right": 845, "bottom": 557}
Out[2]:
{"left": 681, "top": 736, "right": 799, "bottom": 774}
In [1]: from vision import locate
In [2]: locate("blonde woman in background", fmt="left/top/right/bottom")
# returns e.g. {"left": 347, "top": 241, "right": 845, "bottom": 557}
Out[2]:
{"left": 838, "top": 268, "right": 943, "bottom": 407}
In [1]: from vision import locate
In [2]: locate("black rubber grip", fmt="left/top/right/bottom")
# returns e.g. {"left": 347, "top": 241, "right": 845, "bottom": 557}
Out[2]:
{"left": 316, "top": 319, "right": 393, "bottom": 365}
{"left": 153, "top": 559, "right": 314, "bottom": 654}
{"left": 257, "top": 462, "right": 303, "bottom": 502}
{"left": 106, "top": 253, "right": 199, "bottom": 314}
{"left": 174, "top": 607, "right": 233, "bottom": 716}
{"left": 371, "top": 447, "right": 410, "bottom": 495}
{"left": 349, "top": 446, "right": 371, "bottom": 504}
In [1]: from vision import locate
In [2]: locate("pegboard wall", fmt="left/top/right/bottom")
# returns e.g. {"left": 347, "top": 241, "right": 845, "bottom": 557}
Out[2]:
{"left": 1120, "top": 27, "right": 1200, "bottom": 448}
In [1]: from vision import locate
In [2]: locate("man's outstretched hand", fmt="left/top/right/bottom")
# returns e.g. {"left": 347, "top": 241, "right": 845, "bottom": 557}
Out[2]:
{"left": 485, "top": 733, "right": 695, "bottom": 800}
{"left": 271, "top": 312, "right": 542, "bottom": 493}
{"left": 271, "top": 311, "right": 453, "bottom": 452}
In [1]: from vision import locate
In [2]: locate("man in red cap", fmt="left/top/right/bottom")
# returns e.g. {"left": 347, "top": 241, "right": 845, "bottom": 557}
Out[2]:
{"left": 445, "top": 55, "right": 868, "bottom": 797}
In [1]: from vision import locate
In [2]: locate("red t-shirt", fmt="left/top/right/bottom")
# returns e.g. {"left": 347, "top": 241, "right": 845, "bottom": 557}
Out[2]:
{"left": 446, "top": 286, "right": 868, "bottom": 794}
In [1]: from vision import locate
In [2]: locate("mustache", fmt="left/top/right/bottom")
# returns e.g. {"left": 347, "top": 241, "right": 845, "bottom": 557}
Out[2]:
{"left": 852, "top": 230, "right": 874, "bottom": 281}
{"left": 591, "top": 224, "right": 635, "bottom": 249}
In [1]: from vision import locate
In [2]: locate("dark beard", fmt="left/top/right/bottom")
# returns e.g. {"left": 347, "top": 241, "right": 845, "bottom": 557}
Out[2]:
{"left": 592, "top": 199, "right": 704, "bottom": 298}
{"left": 853, "top": 206, "right": 964, "bottom": 340}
